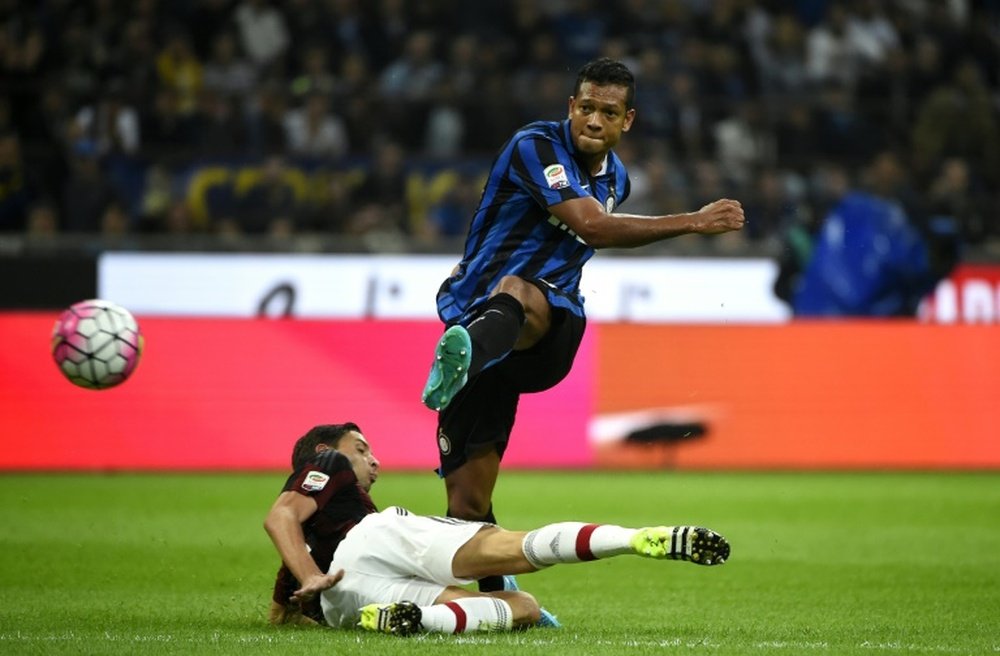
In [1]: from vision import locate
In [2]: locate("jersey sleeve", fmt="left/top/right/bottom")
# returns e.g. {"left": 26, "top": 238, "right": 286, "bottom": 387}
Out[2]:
{"left": 509, "top": 135, "right": 591, "bottom": 208}
{"left": 283, "top": 450, "right": 358, "bottom": 508}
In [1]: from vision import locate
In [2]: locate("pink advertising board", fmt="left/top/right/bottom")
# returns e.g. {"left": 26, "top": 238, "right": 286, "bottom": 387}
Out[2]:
{"left": 0, "top": 314, "right": 594, "bottom": 470}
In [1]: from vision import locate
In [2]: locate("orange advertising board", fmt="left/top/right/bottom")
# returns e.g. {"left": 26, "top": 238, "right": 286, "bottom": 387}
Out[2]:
{"left": 593, "top": 323, "right": 999, "bottom": 469}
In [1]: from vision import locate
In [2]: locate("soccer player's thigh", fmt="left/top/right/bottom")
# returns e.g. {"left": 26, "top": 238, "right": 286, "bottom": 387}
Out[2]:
{"left": 323, "top": 509, "right": 487, "bottom": 624}
{"left": 437, "top": 366, "right": 519, "bottom": 478}
{"left": 500, "top": 304, "right": 585, "bottom": 393}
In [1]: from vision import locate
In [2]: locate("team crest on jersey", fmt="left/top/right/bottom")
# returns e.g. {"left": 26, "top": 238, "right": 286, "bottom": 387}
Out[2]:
{"left": 437, "top": 428, "right": 452, "bottom": 455}
{"left": 543, "top": 164, "right": 570, "bottom": 190}
{"left": 301, "top": 470, "right": 330, "bottom": 492}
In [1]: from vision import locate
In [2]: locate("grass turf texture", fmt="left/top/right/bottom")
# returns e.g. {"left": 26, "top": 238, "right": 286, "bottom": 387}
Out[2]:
{"left": 0, "top": 471, "right": 997, "bottom": 655}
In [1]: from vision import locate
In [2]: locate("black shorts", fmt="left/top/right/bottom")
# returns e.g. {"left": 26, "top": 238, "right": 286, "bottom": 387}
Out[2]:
{"left": 435, "top": 290, "right": 586, "bottom": 477}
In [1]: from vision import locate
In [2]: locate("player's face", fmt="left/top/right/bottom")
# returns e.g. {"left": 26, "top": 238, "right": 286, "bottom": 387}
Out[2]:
{"left": 338, "top": 431, "right": 380, "bottom": 491}
{"left": 568, "top": 82, "right": 635, "bottom": 161}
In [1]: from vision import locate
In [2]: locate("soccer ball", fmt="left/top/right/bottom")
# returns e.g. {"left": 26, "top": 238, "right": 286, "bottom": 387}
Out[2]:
{"left": 51, "top": 299, "right": 144, "bottom": 390}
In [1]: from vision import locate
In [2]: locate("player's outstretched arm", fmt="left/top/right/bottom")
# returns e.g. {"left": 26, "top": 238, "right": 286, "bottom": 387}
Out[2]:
{"left": 264, "top": 491, "right": 333, "bottom": 600}
{"left": 552, "top": 196, "right": 746, "bottom": 249}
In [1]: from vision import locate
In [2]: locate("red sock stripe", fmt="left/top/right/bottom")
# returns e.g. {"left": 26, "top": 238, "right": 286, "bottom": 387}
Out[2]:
{"left": 575, "top": 523, "right": 601, "bottom": 561}
{"left": 444, "top": 601, "right": 467, "bottom": 633}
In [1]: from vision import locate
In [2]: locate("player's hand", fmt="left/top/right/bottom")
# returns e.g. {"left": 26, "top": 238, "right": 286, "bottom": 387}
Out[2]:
{"left": 692, "top": 199, "right": 746, "bottom": 234}
{"left": 290, "top": 569, "right": 344, "bottom": 604}
{"left": 268, "top": 600, "right": 321, "bottom": 626}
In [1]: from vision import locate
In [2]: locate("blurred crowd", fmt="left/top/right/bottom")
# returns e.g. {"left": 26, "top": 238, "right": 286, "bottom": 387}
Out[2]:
{"left": 0, "top": 0, "right": 998, "bottom": 251}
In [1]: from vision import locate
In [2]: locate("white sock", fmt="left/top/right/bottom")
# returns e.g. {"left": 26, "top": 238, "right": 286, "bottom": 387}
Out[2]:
{"left": 521, "top": 522, "right": 639, "bottom": 568}
{"left": 419, "top": 597, "right": 514, "bottom": 633}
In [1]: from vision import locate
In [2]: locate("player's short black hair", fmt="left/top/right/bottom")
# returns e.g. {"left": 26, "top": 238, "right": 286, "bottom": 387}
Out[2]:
{"left": 291, "top": 423, "right": 362, "bottom": 470}
{"left": 574, "top": 57, "right": 636, "bottom": 109}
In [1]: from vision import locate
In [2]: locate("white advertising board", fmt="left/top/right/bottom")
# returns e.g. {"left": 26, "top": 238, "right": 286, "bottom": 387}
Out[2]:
{"left": 98, "top": 253, "right": 791, "bottom": 323}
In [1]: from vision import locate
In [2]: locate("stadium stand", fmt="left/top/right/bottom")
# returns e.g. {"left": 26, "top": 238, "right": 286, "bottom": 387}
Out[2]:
{"left": 0, "top": 0, "right": 997, "bottom": 260}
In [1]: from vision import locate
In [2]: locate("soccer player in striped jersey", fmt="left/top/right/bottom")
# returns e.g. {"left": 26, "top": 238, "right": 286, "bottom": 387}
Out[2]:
{"left": 264, "top": 423, "right": 731, "bottom": 635}
{"left": 420, "top": 58, "right": 746, "bottom": 591}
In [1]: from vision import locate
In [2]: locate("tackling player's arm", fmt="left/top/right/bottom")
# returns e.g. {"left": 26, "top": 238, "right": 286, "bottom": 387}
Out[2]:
{"left": 551, "top": 195, "right": 745, "bottom": 249}
{"left": 264, "top": 492, "right": 344, "bottom": 604}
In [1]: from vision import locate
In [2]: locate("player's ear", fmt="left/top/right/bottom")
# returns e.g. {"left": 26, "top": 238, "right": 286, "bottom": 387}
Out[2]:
{"left": 315, "top": 443, "right": 331, "bottom": 454}
{"left": 623, "top": 108, "right": 636, "bottom": 132}
{"left": 567, "top": 96, "right": 575, "bottom": 119}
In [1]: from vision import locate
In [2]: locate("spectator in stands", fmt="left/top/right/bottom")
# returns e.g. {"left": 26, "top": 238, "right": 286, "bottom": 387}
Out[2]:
{"left": 189, "top": 0, "right": 237, "bottom": 60}
{"left": 136, "top": 164, "right": 174, "bottom": 233}
{"left": 629, "top": 47, "right": 673, "bottom": 140}
{"left": 202, "top": 31, "right": 257, "bottom": 107}
{"left": 298, "top": 169, "right": 356, "bottom": 234}
{"left": 100, "top": 200, "right": 131, "bottom": 237}
{"left": 742, "top": 168, "right": 801, "bottom": 243}
{"left": 790, "top": 151, "right": 960, "bottom": 317}
{"left": 332, "top": 53, "right": 379, "bottom": 156}
{"left": 699, "top": 42, "right": 752, "bottom": 124}
{"left": 61, "top": 141, "right": 120, "bottom": 233}
{"left": 347, "top": 140, "right": 409, "bottom": 237}
{"left": 289, "top": 44, "right": 336, "bottom": 100}
{"left": 109, "top": 18, "right": 159, "bottom": 108}
{"left": 283, "top": 92, "right": 349, "bottom": 160}
{"left": 615, "top": 146, "right": 691, "bottom": 219}
{"left": 366, "top": 0, "right": 429, "bottom": 69}
{"left": 805, "top": 4, "right": 860, "bottom": 88}
{"left": 155, "top": 32, "right": 204, "bottom": 116}
{"left": 0, "top": 0, "right": 996, "bottom": 248}
{"left": 424, "top": 80, "right": 465, "bottom": 159}
{"left": 236, "top": 155, "right": 303, "bottom": 235}
{"left": 194, "top": 91, "right": 247, "bottom": 157}
{"left": 774, "top": 102, "right": 821, "bottom": 177}
{"left": 425, "top": 170, "right": 479, "bottom": 240}
{"left": 771, "top": 160, "right": 847, "bottom": 309}
{"left": 712, "top": 99, "right": 774, "bottom": 186}
{"left": 245, "top": 82, "right": 290, "bottom": 157}
{"left": 70, "top": 81, "right": 141, "bottom": 158}
{"left": 549, "top": 0, "right": 608, "bottom": 66}
{"left": 234, "top": 0, "right": 290, "bottom": 73}
{"left": 142, "top": 86, "right": 199, "bottom": 165}
{"left": 912, "top": 58, "right": 1000, "bottom": 189}
{"left": 846, "top": 0, "right": 899, "bottom": 73}
{"left": 0, "top": 130, "right": 32, "bottom": 231}
{"left": 25, "top": 201, "right": 59, "bottom": 239}
{"left": 814, "top": 81, "right": 882, "bottom": 167}
{"left": 924, "top": 157, "right": 992, "bottom": 245}
{"left": 663, "top": 69, "right": 709, "bottom": 160}
{"left": 750, "top": 11, "right": 809, "bottom": 101}
{"left": 377, "top": 30, "right": 443, "bottom": 149}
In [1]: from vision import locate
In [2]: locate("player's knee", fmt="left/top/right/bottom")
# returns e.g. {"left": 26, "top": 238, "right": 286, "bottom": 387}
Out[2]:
{"left": 493, "top": 275, "right": 530, "bottom": 297}
{"left": 507, "top": 591, "right": 541, "bottom": 628}
{"left": 447, "top": 494, "right": 493, "bottom": 521}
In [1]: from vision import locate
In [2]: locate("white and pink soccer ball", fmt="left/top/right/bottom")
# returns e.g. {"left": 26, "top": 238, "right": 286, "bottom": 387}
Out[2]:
{"left": 51, "top": 299, "right": 144, "bottom": 390}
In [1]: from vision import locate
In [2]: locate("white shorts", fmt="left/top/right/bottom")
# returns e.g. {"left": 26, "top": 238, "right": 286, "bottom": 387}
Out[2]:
{"left": 320, "top": 506, "right": 487, "bottom": 628}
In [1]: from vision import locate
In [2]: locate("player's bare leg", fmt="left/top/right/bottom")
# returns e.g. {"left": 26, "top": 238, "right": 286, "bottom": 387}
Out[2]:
{"left": 490, "top": 276, "right": 551, "bottom": 351}
{"left": 444, "top": 447, "right": 500, "bottom": 521}
{"left": 452, "top": 522, "right": 731, "bottom": 578}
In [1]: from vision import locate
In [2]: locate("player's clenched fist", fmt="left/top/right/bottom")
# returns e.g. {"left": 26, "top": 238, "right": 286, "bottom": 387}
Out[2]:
{"left": 694, "top": 199, "right": 746, "bottom": 234}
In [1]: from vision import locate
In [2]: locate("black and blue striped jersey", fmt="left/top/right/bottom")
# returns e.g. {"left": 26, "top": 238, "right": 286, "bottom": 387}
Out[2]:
{"left": 436, "top": 119, "right": 630, "bottom": 324}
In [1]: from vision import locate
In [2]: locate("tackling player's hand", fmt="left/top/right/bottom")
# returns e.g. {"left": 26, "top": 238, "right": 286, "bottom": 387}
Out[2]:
{"left": 268, "top": 600, "right": 321, "bottom": 626}
{"left": 290, "top": 569, "right": 345, "bottom": 604}
{"left": 693, "top": 199, "right": 746, "bottom": 234}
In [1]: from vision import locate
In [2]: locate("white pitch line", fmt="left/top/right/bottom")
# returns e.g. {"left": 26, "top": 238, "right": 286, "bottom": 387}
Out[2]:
{"left": 1, "top": 632, "right": 996, "bottom": 653}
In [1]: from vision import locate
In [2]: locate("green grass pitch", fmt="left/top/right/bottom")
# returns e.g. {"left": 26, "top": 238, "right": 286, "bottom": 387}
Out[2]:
{"left": 1, "top": 471, "right": 997, "bottom": 655}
